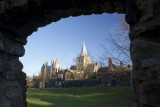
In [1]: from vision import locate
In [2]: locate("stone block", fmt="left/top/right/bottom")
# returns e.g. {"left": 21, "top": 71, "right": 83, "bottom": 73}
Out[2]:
{"left": 10, "top": 58, "right": 23, "bottom": 72}
{"left": 0, "top": 53, "right": 23, "bottom": 72}
{"left": 139, "top": 80, "right": 160, "bottom": 106}
{"left": 15, "top": 37, "right": 27, "bottom": 45}
{"left": 11, "top": 96, "right": 23, "bottom": 107}
{"left": 132, "top": 69, "right": 158, "bottom": 81}
{"left": 4, "top": 0, "right": 28, "bottom": 10}
{"left": 0, "top": 32, "right": 4, "bottom": 51}
{"left": 0, "top": 1, "right": 5, "bottom": 14}
{"left": 7, "top": 81, "right": 21, "bottom": 88}
{"left": 131, "top": 40, "right": 160, "bottom": 60}
{"left": 1, "top": 34, "right": 25, "bottom": 56}
{"left": 0, "top": 100, "right": 11, "bottom": 107}
{"left": 0, "top": 58, "right": 4, "bottom": 72}
{"left": 5, "top": 87, "right": 22, "bottom": 99}
{"left": 4, "top": 71, "right": 16, "bottom": 81}
{"left": 132, "top": 102, "right": 138, "bottom": 107}
{"left": 0, "top": 81, "right": 7, "bottom": 100}
{"left": 130, "top": 39, "right": 160, "bottom": 70}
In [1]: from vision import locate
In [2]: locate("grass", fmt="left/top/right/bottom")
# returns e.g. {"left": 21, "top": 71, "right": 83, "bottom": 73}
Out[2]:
{"left": 27, "top": 86, "right": 133, "bottom": 107}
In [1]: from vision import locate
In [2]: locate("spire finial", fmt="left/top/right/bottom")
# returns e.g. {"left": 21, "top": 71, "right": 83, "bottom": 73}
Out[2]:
{"left": 80, "top": 41, "right": 87, "bottom": 56}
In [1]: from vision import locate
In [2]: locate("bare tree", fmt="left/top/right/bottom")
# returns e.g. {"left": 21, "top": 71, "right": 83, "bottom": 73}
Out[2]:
{"left": 101, "top": 15, "right": 131, "bottom": 66}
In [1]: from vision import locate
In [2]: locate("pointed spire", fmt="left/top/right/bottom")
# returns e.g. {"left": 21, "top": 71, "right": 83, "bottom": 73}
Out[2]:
{"left": 80, "top": 42, "right": 87, "bottom": 56}
{"left": 51, "top": 58, "right": 54, "bottom": 64}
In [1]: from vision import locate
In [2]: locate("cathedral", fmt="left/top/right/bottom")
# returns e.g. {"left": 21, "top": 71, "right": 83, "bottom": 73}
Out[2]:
{"left": 37, "top": 42, "right": 100, "bottom": 88}
{"left": 29, "top": 42, "right": 132, "bottom": 88}
{"left": 39, "top": 58, "right": 61, "bottom": 88}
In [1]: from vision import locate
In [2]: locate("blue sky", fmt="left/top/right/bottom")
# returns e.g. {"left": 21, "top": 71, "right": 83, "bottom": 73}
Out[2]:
{"left": 20, "top": 13, "right": 124, "bottom": 77}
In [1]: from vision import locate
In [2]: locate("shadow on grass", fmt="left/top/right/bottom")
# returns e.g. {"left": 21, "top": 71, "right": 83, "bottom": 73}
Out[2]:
{"left": 27, "top": 86, "right": 132, "bottom": 107}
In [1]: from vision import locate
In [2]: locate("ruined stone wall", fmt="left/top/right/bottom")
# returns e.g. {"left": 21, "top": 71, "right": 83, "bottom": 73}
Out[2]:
{"left": 0, "top": 31, "right": 27, "bottom": 106}
{"left": 0, "top": 0, "right": 127, "bottom": 106}
{"left": 126, "top": 0, "right": 160, "bottom": 106}
{"left": 0, "top": 0, "right": 160, "bottom": 107}
{"left": 0, "top": 0, "right": 126, "bottom": 40}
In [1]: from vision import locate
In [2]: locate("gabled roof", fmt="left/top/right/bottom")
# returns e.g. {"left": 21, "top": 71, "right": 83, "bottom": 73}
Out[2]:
{"left": 70, "top": 65, "right": 77, "bottom": 70}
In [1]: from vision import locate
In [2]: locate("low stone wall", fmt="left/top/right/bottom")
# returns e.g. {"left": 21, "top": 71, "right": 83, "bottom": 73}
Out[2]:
{"left": 45, "top": 80, "right": 56, "bottom": 88}
{"left": 97, "top": 71, "right": 131, "bottom": 86}
{"left": 62, "top": 79, "right": 101, "bottom": 88}
{"left": 32, "top": 71, "right": 131, "bottom": 88}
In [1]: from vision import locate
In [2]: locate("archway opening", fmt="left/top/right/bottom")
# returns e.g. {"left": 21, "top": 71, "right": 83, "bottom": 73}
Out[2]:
{"left": 20, "top": 13, "right": 132, "bottom": 106}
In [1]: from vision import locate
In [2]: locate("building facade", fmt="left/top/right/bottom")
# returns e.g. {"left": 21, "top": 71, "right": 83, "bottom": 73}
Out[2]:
{"left": 34, "top": 42, "right": 100, "bottom": 88}
{"left": 39, "top": 58, "right": 60, "bottom": 88}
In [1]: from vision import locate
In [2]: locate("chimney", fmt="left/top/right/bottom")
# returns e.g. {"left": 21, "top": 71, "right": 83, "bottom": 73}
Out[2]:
{"left": 120, "top": 61, "right": 124, "bottom": 68}
{"left": 109, "top": 58, "right": 112, "bottom": 66}
{"left": 108, "top": 58, "right": 113, "bottom": 70}
{"left": 128, "top": 64, "right": 131, "bottom": 69}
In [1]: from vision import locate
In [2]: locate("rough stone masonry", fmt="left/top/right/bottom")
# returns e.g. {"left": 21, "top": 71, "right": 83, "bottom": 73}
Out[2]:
{"left": 0, "top": 0, "right": 159, "bottom": 107}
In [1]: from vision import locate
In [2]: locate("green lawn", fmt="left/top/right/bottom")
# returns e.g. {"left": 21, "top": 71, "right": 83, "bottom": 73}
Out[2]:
{"left": 27, "top": 86, "right": 133, "bottom": 107}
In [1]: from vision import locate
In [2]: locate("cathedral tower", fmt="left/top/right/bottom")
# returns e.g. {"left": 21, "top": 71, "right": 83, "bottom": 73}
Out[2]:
{"left": 77, "top": 42, "right": 91, "bottom": 71}
{"left": 42, "top": 60, "right": 48, "bottom": 88}
{"left": 50, "top": 58, "right": 54, "bottom": 79}
{"left": 55, "top": 58, "right": 60, "bottom": 73}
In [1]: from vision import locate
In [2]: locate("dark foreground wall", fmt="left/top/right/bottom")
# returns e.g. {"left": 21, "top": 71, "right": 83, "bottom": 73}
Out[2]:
{"left": 0, "top": 1, "right": 126, "bottom": 106}
{"left": 126, "top": 0, "right": 160, "bottom": 106}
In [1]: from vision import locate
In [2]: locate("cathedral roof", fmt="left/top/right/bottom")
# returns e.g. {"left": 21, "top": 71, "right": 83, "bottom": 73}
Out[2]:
{"left": 80, "top": 42, "right": 87, "bottom": 56}
{"left": 34, "top": 73, "right": 39, "bottom": 77}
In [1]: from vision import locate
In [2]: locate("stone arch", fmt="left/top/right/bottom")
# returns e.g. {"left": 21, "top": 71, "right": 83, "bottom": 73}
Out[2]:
{"left": 0, "top": 0, "right": 160, "bottom": 107}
